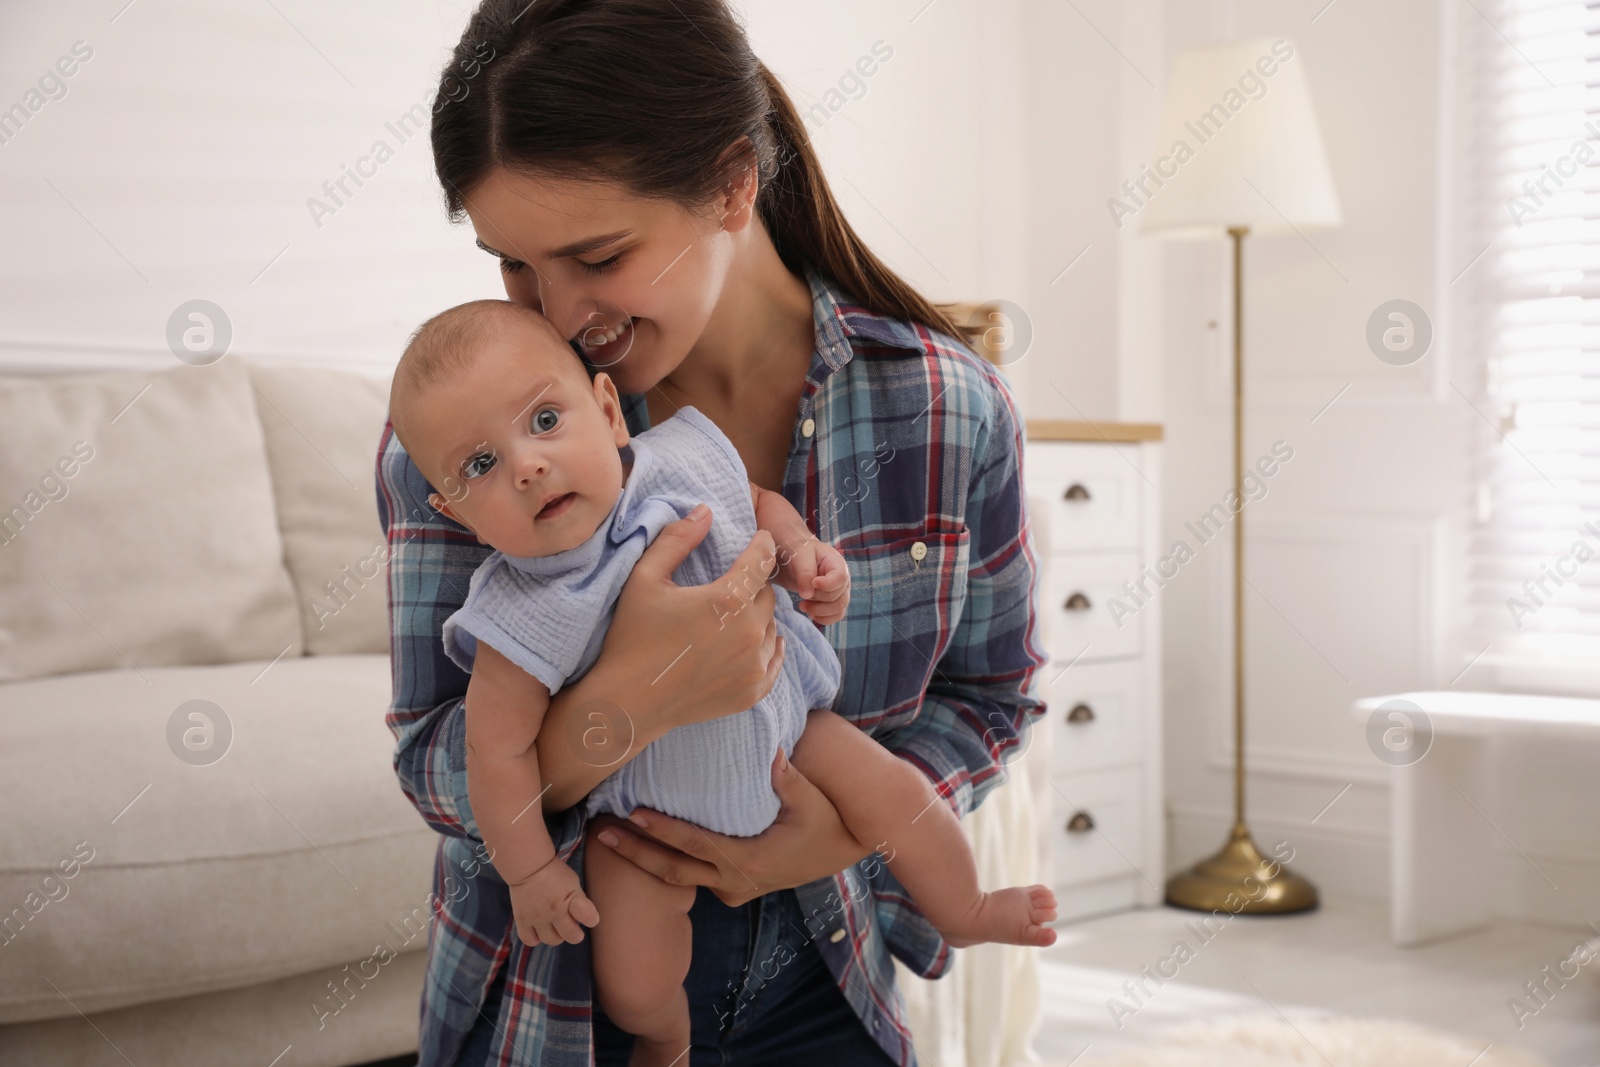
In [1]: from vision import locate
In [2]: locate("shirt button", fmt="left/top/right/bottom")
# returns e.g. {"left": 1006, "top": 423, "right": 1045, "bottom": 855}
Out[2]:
{"left": 829, "top": 928, "right": 846, "bottom": 943}
{"left": 801, "top": 418, "right": 816, "bottom": 439}
{"left": 909, "top": 541, "right": 928, "bottom": 562}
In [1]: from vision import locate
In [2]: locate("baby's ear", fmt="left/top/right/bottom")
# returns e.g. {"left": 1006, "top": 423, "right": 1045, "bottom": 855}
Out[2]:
{"left": 428, "top": 491, "right": 465, "bottom": 528}
{"left": 593, "top": 372, "right": 630, "bottom": 447}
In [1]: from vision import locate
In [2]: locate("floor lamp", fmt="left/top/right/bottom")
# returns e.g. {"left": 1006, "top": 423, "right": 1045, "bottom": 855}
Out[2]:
{"left": 1137, "top": 38, "right": 1341, "bottom": 914}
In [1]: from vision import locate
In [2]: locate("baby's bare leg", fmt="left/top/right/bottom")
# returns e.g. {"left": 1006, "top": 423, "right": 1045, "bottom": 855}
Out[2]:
{"left": 584, "top": 815, "right": 697, "bottom": 1067}
{"left": 788, "top": 709, "right": 1058, "bottom": 948}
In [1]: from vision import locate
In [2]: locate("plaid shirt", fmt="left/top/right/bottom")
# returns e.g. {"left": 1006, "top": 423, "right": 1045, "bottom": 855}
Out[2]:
{"left": 376, "top": 267, "right": 1047, "bottom": 1066}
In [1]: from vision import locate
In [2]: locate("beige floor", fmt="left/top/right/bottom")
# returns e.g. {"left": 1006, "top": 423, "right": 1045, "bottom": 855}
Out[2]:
{"left": 1033, "top": 892, "right": 1600, "bottom": 1067}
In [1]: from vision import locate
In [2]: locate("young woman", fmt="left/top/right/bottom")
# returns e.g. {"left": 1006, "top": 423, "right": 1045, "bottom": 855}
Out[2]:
{"left": 375, "top": 1, "right": 1048, "bottom": 1063}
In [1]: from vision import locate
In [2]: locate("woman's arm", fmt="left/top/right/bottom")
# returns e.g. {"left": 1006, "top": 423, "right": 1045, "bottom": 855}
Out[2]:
{"left": 379, "top": 425, "right": 487, "bottom": 841}
{"left": 851, "top": 368, "right": 1046, "bottom": 980}
{"left": 873, "top": 371, "right": 1047, "bottom": 821}
{"left": 593, "top": 746, "right": 874, "bottom": 907}
{"left": 378, "top": 424, "right": 788, "bottom": 850}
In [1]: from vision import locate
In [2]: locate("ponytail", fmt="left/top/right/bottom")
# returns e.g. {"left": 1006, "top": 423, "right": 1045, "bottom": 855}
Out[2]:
{"left": 752, "top": 63, "right": 965, "bottom": 340}
{"left": 433, "top": 0, "right": 965, "bottom": 342}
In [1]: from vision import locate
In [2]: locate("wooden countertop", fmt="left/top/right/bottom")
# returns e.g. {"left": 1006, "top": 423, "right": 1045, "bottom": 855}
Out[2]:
{"left": 1026, "top": 419, "right": 1164, "bottom": 443}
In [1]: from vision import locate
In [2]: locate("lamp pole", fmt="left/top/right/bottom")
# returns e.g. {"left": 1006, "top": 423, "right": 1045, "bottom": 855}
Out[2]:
{"left": 1163, "top": 225, "right": 1319, "bottom": 915}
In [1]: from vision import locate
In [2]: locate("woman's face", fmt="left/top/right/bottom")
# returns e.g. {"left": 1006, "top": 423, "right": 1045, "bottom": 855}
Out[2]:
{"left": 462, "top": 167, "right": 743, "bottom": 397}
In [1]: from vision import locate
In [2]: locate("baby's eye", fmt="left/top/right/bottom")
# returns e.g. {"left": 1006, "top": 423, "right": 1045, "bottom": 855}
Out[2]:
{"left": 531, "top": 407, "right": 559, "bottom": 434}
{"left": 462, "top": 451, "right": 496, "bottom": 479}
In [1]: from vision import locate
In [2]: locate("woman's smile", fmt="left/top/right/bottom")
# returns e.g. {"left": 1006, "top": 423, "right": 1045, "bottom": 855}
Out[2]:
{"left": 578, "top": 316, "right": 637, "bottom": 365}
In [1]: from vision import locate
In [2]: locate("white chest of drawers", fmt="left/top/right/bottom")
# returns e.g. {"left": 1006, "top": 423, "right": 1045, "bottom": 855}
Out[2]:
{"left": 1022, "top": 425, "right": 1165, "bottom": 923}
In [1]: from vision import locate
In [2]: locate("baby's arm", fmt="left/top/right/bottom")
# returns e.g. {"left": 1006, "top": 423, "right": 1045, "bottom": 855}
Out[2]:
{"left": 750, "top": 482, "right": 850, "bottom": 624}
{"left": 464, "top": 641, "right": 599, "bottom": 945}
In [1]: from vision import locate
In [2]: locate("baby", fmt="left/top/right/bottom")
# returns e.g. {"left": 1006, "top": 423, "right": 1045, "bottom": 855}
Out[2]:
{"left": 387, "top": 299, "right": 1059, "bottom": 1067}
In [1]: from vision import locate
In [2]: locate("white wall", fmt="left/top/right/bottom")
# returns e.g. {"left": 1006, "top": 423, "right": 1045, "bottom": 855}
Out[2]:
{"left": 1, "top": 2, "right": 483, "bottom": 371}
{"left": 0, "top": 0, "right": 1118, "bottom": 414}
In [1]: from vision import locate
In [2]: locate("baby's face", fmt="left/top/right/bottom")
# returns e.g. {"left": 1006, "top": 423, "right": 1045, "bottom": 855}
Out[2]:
{"left": 412, "top": 319, "right": 630, "bottom": 558}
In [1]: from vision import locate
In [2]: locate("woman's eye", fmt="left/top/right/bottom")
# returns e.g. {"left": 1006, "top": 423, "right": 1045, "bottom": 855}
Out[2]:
{"left": 578, "top": 253, "right": 622, "bottom": 276}
{"left": 531, "top": 408, "right": 559, "bottom": 433}
{"left": 499, "top": 257, "right": 525, "bottom": 276}
{"left": 462, "top": 452, "right": 495, "bottom": 479}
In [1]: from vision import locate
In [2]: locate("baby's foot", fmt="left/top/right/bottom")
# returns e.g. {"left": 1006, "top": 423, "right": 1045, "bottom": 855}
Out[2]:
{"left": 941, "top": 884, "right": 1059, "bottom": 948}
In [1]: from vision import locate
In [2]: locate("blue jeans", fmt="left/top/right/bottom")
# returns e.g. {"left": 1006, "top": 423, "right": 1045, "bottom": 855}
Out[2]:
{"left": 457, "top": 885, "right": 904, "bottom": 1066}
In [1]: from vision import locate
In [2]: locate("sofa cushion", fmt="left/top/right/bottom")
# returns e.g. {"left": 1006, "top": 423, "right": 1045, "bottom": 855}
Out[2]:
{"left": 0, "top": 355, "right": 302, "bottom": 682}
{"left": 246, "top": 359, "right": 392, "bottom": 656}
{"left": 0, "top": 654, "right": 439, "bottom": 1023}
{"left": 0, "top": 948, "right": 427, "bottom": 1067}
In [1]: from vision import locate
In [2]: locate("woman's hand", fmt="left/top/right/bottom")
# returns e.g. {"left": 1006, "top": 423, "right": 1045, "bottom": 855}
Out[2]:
{"left": 592, "top": 747, "right": 874, "bottom": 907}
{"left": 534, "top": 504, "right": 787, "bottom": 814}
{"left": 615, "top": 504, "right": 788, "bottom": 736}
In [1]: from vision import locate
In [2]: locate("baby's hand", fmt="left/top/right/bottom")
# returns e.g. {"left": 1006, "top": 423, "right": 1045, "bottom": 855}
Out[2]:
{"left": 508, "top": 853, "right": 599, "bottom": 947}
{"left": 778, "top": 537, "right": 851, "bottom": 625}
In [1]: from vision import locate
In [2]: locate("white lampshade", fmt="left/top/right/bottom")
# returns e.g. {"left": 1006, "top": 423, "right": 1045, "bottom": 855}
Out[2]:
{"left": 1138, "top": 38, "right": 1340, "bottom": 239}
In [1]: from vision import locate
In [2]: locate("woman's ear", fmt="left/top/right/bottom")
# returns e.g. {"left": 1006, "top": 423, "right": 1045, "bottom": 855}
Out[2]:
{"left": 593, "top": 372, "right": 631, "bottom": 447}
{"left": 716, "top": 138, "right": 760, "bottom": 234}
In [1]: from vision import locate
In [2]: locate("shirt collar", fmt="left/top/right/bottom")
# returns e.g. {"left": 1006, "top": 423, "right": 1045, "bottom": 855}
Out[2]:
{"left": 803, "top": 265, "right": 927, "bottom": 386}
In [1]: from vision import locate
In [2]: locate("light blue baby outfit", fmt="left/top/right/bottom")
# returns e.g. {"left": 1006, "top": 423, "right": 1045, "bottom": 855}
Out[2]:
{"left": 440, "top": 406, "right": 841, "bottom": 838}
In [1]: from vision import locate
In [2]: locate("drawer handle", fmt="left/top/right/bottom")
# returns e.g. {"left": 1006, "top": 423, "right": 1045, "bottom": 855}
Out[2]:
{"left": 1066, "top": 811, "right": 1095, "bottom": 833}
{"left": 1062, "top": 483, "right": 1092, "bottom": 502}
{"left": 1063, "top": 592, "right": 1092, "bottom": 612}
{"left": 1067, "top": 703, "right": 1096, "bottom": 724}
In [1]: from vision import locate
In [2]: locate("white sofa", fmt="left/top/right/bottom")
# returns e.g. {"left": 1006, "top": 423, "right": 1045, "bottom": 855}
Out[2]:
{"left": 0, "top": 355, "right": 435, "bottom": 1066}
{"left": 0, "top": 354, "right": 1047, "bottom": 1067}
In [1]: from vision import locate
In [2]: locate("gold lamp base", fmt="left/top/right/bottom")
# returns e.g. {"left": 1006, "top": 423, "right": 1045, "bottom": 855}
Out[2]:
{"left": 1165, "top": 824, "right": 1319, "bottom": 915}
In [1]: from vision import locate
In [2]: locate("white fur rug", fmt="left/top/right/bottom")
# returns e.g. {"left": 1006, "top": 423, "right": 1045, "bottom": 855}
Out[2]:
{"left": 1076, "top": 1013, "right": 1553, "bottom": 1067}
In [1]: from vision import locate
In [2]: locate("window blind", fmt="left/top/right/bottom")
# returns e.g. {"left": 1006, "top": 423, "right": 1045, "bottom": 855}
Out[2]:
{"left": 1459, "top": 0, "right": 1600, "bottom": 670}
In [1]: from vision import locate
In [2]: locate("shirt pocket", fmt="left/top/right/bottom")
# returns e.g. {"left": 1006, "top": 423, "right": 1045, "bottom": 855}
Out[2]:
{"left": 829, "top": 526, "right": 972, "bottom": 734}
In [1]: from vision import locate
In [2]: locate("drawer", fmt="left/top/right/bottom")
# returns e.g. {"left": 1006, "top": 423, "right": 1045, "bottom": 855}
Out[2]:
{"left": 1040, "top": 552, "right": 1143, "bottom": 662}
{"left": 1048, "top": 659, "right": 1143, "bottom": 774}
{"left": 1025, "top": 443, "right": 1142, "bottom": 552}
{"left": 1056, "top": 876, "right": 1141, "bottom": 924}
{"left": 1047, "top": 766, "right": 1145, "bottom": 889}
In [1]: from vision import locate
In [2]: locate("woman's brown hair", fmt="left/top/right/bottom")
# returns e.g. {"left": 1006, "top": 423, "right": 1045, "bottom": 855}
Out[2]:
{"left": 431, "top": 0, "right": 965, "bottom": 342}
